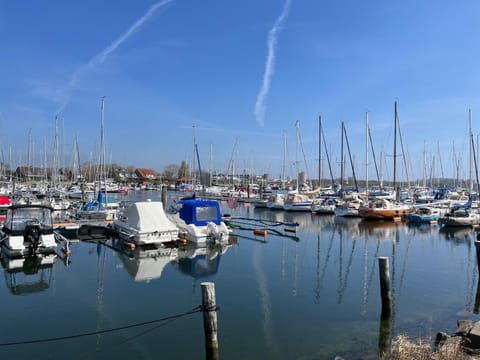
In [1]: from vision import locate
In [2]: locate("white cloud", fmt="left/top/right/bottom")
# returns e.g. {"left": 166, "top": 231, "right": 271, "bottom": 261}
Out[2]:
{"left": 254, "top": 0, "right": 292, "bottom": 127}
{"left": 56, "top": 0, "right": 174, "bottom": 114}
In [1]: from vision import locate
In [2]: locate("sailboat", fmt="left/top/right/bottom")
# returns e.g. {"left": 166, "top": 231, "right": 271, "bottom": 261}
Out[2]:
{"left": 75, "top": 97, "right": 115, "bottom": 222}
{"left": 283, "top": 121, "right": 316, "bottom": 211}
{"left": 359, "top": 102, "right": 411, "bottom": 220}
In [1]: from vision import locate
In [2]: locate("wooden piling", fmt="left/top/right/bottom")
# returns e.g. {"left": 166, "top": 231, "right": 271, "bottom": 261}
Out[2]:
{"left": 161, "top": 184, "right": 167, "bottom": 209}
{"left": 475, "top": 239, "right": 480, "bottom": 268}
{"left": 201, "top": 282, "right": 219, "bottom": 360}
{"left": 378, "top": 257, "right": 392, "bottom": 316}
{"left": 475, "top": 240, "right": 480, "bottom": 314}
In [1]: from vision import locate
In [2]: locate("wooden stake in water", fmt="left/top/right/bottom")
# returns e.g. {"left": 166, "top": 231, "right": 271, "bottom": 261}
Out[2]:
{"left": 475, "top": 239, "right": 480, "bottom": 268}
{"left": 474, "top": 239, "right": 480, "bottom": 313}
{"left": 161, "top": 184, "right": 167, "bottom": 209}
{"left": 201, "top": 282, "right": 219, "bottom": 360}
{"left": 378, "top": 257, "right": 392, "bottom": 316}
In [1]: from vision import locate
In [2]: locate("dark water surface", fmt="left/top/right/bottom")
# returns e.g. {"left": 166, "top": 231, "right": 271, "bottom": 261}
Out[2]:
{"left": 1, "top": 190, "right": 478, "bottom": 359}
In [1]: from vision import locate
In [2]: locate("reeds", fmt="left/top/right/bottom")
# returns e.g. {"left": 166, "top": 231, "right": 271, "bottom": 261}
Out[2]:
{"left": 385, "top": 334, "right": 479, "bottom": 360}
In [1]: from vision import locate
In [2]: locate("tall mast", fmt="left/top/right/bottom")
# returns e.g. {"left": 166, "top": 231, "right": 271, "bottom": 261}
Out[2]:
{"left": 209, "top": 143, "right": 213, "bottom": 187}
{"left": 469, "top": 108, "right": 473, "bottom": 193}
{"left": 318, "top": 115, "right": 322, "bottom": 188}
{"left": 192, "top": 124, "right": 196, "bottom": 187}
{"left": 282, "top": 130, "right": 287, "bottom": 189}
{"left": 340, "top": 121, "right": 344, "bottom": 190}
{"left": 100, "top": 96, "right": 106, "bottom": 198}
{"left": 365, "top": 112, "right": 369, "bottom": 198}
{"left": 393, "top": 101, "right": 398, "bottom": 193}
{"left": 295, "top": 120, "right": 300, "bottom": 190}
{"left": 343, "top": 122, "right": 359, "bottom": 192}
{"left": 53, "top": 116, "right": 59, "bottom": 189}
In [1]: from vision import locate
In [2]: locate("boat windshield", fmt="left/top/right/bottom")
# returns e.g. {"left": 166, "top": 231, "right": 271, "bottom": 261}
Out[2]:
{"left": 9, "top": 207, "right": 53, "bottom": 232}
{"left": 196, "top": 206, "right": 219, "bottom": 222}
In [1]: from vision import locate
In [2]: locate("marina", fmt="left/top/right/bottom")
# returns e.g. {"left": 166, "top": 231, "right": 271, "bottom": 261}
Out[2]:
{"left": 1, "top": 189, "right": 479, "bottom": 359}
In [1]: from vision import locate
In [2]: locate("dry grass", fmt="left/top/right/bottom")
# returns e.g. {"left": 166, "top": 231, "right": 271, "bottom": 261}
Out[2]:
{"left": 385, "top": 334, "right": 479, "bottom": 360}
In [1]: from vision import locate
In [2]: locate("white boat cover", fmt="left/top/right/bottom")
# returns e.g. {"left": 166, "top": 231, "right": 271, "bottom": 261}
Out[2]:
{"left": 122, "top": 201, "right": 177, "bottom": 232}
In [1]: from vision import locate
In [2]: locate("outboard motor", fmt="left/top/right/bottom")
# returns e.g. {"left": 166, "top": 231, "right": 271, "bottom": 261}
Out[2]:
{"left": 24, "top": 222, "right": 41, "bottom": 255}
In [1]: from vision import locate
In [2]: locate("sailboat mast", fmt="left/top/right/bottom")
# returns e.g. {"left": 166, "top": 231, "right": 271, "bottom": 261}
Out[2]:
{"left": 321, "top": 123, "right": 335, "bottom": 191}
{"left": 100, "top": 96, "right": 106, "bottom": 199}
{"left": 393, "top": 101, "right": 398, "bottom": 194}
{"left": 469, "top": 109, "right": 473, "bottom": 194}
{"left": 340, "top": 121, "right": 344, "bottom": 190}
{"left": 318, "top": 115, "right": 322, "bottom": 188}
{"left": 343, "top": 122, "right": 359, "bottom": 192}
{"left": 365, "top": 112, "right": 369, "bottom": 198}
{"left": 295, "top": 120, "right": 300, "bottom": 190}
{"left": 282, "top": 130, "right": 287, "bottom": 190}
{"left": 53, "top": 116, "right": 59, "bottom": 190}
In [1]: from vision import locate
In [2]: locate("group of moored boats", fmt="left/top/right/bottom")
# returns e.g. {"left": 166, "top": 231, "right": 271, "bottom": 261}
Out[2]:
{"left": 0, "top": 192, "right": 232, "bottom": 259}
{"left": 252, "top": 187, "right": 480, "bottom": 228}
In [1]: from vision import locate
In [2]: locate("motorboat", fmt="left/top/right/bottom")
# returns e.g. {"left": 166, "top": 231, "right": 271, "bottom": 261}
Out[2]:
{"left": 405, "top": 206, "right": 441, "bottom": 224}
{"left": 311, "top": 197, "right": 337, "bottom": 214}
{"left": 283, "top": 193, "right": 313, "bottom": 212}
{"left": 168, "top": 197, "right": 230, "bottom": 244}
{"left": 266, "top": 193, "right": 286, "bottom": 210}
{"left": 0, "top": 204, "right": 57, "bottom": 257}
{"left": 439, "top": 207, "right": 479, "bottom": 228}
{"left": 335, "top": 196, "right": 363, "bottom": 217}
{"left": 113, "top": 200, "right": 179, "bottom": 245}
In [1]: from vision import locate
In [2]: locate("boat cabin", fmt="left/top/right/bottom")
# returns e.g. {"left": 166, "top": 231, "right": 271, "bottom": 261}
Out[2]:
{"left": 178, "top": 199, "right": 223, "bottom": 226}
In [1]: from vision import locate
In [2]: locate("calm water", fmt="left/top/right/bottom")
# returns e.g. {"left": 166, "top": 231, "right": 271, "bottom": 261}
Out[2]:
{"left": 1, "top": 190, "right": 479, "bottom": 359}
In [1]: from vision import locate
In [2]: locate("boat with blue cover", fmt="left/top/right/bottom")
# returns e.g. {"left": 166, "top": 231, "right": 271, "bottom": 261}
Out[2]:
{"left": 168, "top": 197, "right": 230, "bottom": 244}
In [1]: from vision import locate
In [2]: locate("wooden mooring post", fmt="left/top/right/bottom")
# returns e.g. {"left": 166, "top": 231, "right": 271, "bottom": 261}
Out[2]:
{"left": 378, "top": 257, "right": 392, "bottom": 316}
{"left": 161, "top": 184, "right": 167, "bottom": 209}
{"left": 378, "top": 256, "right": 392, "bottom": 356}
{"left": 201, "top": 282, "right": 219, "bottom": 360}
{"left": 475, "top": 238, "right": 480, "bottom": 268}
{"left": 474, "top": 239, "right": 480, "bottom": 313}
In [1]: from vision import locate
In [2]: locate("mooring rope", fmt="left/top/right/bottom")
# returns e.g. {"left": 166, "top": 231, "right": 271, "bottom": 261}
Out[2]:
{"left": 226, "top": 216, "right": 299, "bottom": 227}
{"left": 0, "top": 305, "right": 206, "bottom": 347}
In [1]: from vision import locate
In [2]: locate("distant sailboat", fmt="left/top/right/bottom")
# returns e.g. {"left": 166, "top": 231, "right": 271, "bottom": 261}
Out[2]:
{"left": 359, "top": 101, "right": 410, "bottom": 220}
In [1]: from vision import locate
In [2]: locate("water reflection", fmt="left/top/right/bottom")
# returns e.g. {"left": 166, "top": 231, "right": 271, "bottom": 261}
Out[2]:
{"left": 358, "top": 220, "right": 402, "bottom": 240}
{"left": 173, "top": 241, "right": 231, "bottom": 279}
{"left": 1, "top": 253, "right": 56, "bottom": 295}
{"left": 439, "top": 226, "right": 475, "bottom": 244}
{"left": 116, "top": 244, "right": 178, "bottom": 282}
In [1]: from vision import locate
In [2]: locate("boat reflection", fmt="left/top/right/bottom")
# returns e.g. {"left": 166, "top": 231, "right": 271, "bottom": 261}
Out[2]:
{"left": 173, "top": 241, "right": 231, "bottom": 279}
{"left": 1, "top": 253, "right": 56, "bottom": 295}
{"left": 115, "top": 242, "right": 178, "bottom": 282}
{"left": 334, "top": 217, "right": 362, "bottom": 239}
{"left": 439, "top": 226, "right": 475, "bottom": 244}
{"left": 357, "top": 220, "right": 402, "bottom": 240}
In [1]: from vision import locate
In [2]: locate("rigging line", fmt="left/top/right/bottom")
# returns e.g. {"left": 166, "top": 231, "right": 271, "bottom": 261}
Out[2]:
{"left": 226, "top": 216, "right": 299, "bottom": 227}
{"left": 337, "top": 236, "right": 357, "bottom": 304}
{"left": 76, "top": 317, "right": 180, "bottom": 360}
{"left": 0, "top": 307, "right": 203, "bottom": 347}
{"left": 225, "top": 219, "right": 298, "bottom": 228}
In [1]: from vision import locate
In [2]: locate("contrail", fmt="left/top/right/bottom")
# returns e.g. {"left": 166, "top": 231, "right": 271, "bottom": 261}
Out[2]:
{"left": 57, "top": 0, "right": 173, "bottom": 113}
{"left": 254, "top": 0, "right": 292, "bottom": 127}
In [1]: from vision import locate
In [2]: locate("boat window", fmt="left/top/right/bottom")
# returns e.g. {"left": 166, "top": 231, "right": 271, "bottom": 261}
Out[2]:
{"left": 11, "top": 208, "right": 52, "bottom": 231}
{"left": 196, "top": 206, "right": 218, "bottom": 222}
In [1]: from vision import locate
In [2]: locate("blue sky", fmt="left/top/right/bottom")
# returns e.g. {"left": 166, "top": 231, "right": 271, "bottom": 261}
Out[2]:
{"left": 1, "top": 0, "right": 480, "bottom": 183}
